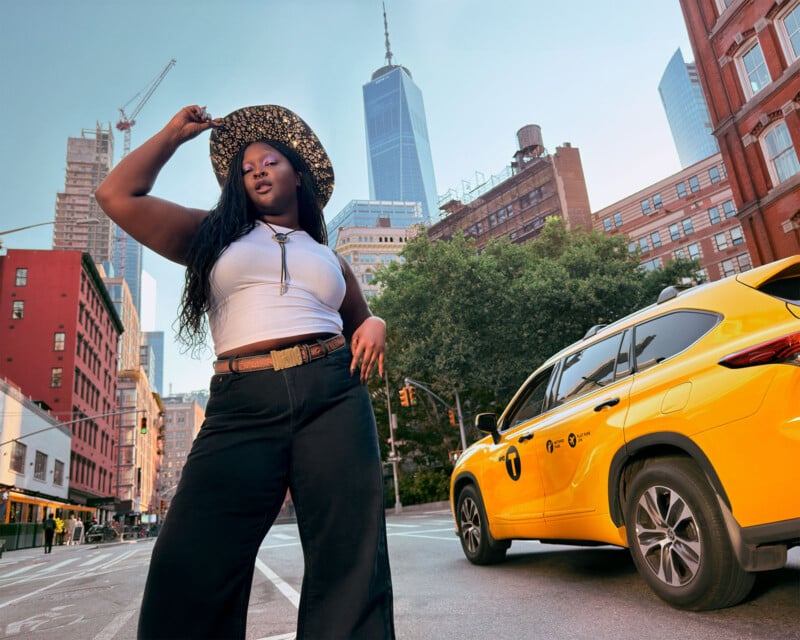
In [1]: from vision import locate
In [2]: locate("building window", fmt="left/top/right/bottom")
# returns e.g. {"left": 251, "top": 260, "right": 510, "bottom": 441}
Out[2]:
{"left": 54, "top": 332, "right": 66, "bottom": 351}
{"left": 613, "top": 212, "right": 623, "bottom": 228}
{"left": 681, "top": 218, "right": 695, "bottom": 235}
{"left": 715, "top": 232, "right": 729, "bottom": 251}
{"left": 722, "top": 200, "right": 736, "bottom": 218}
{"left": 778, "top": 2, "right": 800, "bottom": 61}
{"left": 11, "top": 300, "right": 24, "bottom": 319}
{"left": 688, "top": 176, "right": 701, "bottom": 193}
{"left": 641, "top": 257, "right": 661, "bottom": 271}
{"left": 15, "top": 268, "right": 28, "bottom": 286}
{"left": 650, "top": 231, "right": 662, "bottom": 248}
{"left": 715, "top": 0, "right": 734, "bottom": 13}
{"left": 641, "top": 199, "right": 652, "bottom": 215}
{"left": 721, "top": 253, "right": 752, "bottom": 277}
{"left": 652, "top": 193, "right": 663, "bottom": 210}
{"left": 738, "top": 40, "right": 771, "bottom": 97}
{"left": 638, "top": 237, "right": 649, "bottom": 253}
{"left": 730, "top": 226, "right": 745, "bottom": 245}
{"left": 603, "top": 217, "right": 612, "bottom": 232}
{"left": 762, "top": 121, "right": 800, "bottom": 184}
{"left": 688, "top": 243, "right": 701, "bottom": 260}
{"left": 54, "top": 460, "right": 65, "bottom": 486}
{"left": 708, "top": 166, "right": 721, "bottom": 184}
{"left": 50, "top": 367, "right": 63, "bottom": 388}
{"left": 676, "top": 182, "right": 687, "bottom": 198}
{"left": 10, "top": 441, "right": 26, "bottom": 474}
{"left": 34, "top": 451, "right": 47, "bottom": 481}
{"left": 669, "top": 223, "right": 681, "bottom": 241}
{"left": 628, "top": 241, "right": 637, "bottom": 255}
{"left": 708, "top": 206, "right": 721, "bottom": 225}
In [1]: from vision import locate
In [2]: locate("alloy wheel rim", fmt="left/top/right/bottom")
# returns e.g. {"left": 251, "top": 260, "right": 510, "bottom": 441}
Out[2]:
{"left": 459, "top": 496, "right": 481, "bottom": 554}
{"left": 634, "top": 484, "right": 702, "bottom": 586}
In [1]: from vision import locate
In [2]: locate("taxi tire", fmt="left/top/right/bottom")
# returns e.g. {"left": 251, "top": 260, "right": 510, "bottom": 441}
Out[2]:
{"left": 624, "top": 457, "right": 755, "bottom": 610}
{"left": 456, "top": 485, "right": 509, "bottom": 565}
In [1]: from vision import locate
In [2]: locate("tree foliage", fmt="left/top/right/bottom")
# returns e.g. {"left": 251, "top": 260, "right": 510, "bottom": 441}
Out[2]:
{"left": 367, "top": 218, "right": 699, "bottom": 494}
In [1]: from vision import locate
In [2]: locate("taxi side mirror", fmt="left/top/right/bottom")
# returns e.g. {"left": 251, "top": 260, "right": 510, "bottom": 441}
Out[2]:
{"left": 475, "top": 413, "right": 500, "bottom": 444}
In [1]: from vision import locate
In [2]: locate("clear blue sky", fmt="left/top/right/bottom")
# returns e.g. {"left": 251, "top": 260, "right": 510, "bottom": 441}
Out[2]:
{"left": 0, "top": 1, "right": 693, "bottom": 394}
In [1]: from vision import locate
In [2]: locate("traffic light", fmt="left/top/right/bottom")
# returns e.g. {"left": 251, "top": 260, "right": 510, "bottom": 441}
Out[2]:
{"left": 140, "top": 417, "right": 148, "bottom": 435}
{"left": 408, "top": 386, "right": 417, "bottom": 406}
{"left": 398, "top": 387, "right": 410, "bottom": 407}
{"left": 448, "top": 409, "right": 457, "bottom": 426}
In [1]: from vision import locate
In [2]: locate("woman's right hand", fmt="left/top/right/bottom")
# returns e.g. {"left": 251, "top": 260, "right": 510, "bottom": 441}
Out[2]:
{"left": 166, "top": 105, "right": 223, "bottom": 145}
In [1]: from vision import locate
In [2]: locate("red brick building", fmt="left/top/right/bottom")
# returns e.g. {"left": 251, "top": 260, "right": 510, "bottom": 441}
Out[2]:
{"left": 0, "top": 249, "right": 123, "bottom": 507}
{"left": 679, "top": 0, "right": 800, "bottom": 264}
{"left": 429, "top": 125, "right": 592, "bottom": 250}
{"left": 593, "top": 153, "right": 753, "bottom": 280}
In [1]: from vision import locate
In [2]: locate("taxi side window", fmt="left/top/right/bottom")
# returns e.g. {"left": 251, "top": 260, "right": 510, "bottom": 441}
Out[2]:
{"left": 633, "top": 311, "right": 720, "bottom": 373}
{"left": 504, "top": 367, "right": 554, "bottom": 430}
{"left": 554, "top": 334, "right": 622, "bottom": 406}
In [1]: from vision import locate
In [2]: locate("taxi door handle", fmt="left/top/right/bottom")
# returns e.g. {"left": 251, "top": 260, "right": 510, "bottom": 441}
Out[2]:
{"left": 518, "top": 433, "right": 533, "bottom": 443}
{"left": 594, "top": 397, "right": 620, "bottom": 412}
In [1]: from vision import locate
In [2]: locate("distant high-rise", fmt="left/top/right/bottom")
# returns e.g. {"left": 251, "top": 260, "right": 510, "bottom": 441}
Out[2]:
{"left": 362, "top": 6, "right": 439, "bottom": 224}
{"left": 658, "top": 49, "right": 719, "bottom": 168}
{"left": 53, "top": 124, "right": 116, "bottom": 264}
{"left": 326, "top": 199, "right": 423, "bottom": 249}
{"left": 114, "top": 228, "right": 143, "bottom": 314}
{"left": 143, "top": 331, "right": 165, "bottom": 396}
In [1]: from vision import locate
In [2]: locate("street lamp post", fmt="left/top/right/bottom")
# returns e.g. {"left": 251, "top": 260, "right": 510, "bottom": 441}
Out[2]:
{"left": 0, "top": 218, "right": 98, "bottom": 250}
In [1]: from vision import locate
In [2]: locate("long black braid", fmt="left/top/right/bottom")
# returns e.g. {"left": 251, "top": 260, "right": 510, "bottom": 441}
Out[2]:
{"left": 176, "top": 139, "right": 328, "bottom": 354}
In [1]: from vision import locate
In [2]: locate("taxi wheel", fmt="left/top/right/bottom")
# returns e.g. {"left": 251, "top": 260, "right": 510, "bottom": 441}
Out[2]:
{"left": 624, "top": 457, "right": 754, "bottom": 610}
{"left": 456, "top": 485, "right": 508, "bottom": 565}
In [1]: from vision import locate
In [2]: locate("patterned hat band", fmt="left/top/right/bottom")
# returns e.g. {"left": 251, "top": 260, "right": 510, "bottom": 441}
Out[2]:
{"left": 209, "top": 105, "right": 334, "bottom": 207}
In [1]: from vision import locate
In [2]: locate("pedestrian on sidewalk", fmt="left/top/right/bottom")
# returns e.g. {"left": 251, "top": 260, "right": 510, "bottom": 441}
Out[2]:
{"left": 43, "top": 513, "right": 55, "bottom": 554}
{"left": 66, "top": 513, "right": 77, "bottom": 546}
{"left": 96, "top": 104, "right": 395, "bottom": 640}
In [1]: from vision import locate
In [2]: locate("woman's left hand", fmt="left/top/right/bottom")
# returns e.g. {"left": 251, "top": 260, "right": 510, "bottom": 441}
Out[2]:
{"left": 350, "top": 316, "right": 386, "bottom": 383}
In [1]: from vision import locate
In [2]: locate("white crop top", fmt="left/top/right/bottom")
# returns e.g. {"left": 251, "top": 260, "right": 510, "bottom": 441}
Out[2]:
{"left": 207, "top": 221, "right": 346, "bottom": 355}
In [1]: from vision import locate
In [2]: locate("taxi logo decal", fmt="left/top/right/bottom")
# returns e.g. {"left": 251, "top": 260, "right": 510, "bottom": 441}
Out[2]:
{"left": 505, "top": 445, "right": 522, "bottom": 481}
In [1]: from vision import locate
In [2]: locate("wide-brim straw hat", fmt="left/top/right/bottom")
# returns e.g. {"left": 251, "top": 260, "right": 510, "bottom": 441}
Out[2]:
{"left": 209, "top": 105, "right": 334, "bottom": 207}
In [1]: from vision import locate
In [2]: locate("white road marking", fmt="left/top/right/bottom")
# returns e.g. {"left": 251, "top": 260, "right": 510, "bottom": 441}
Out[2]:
{"left": 1, "top": 564, "right": 39, "bottom": 578}
{"left": 0, "top": 549, "right": 141, "bottom": 609}
{"left": 80, "top": 553, "right": 113, "bottom": 567}
{"left": 269, "top": 533, "right": 296, "bottom": 540}
{"left": 36, "top": 558, "right": 80, "bottom": 575}
{"left": 91, "top": 608, "right": 137, "bottom": 640}
{"left": 254, "top": 558, "right": 300, "bottom": 608}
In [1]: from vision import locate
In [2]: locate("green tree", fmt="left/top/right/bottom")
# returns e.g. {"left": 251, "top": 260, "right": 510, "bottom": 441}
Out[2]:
{"left": 369, "top": 217, "right": 698, "bottom": 492}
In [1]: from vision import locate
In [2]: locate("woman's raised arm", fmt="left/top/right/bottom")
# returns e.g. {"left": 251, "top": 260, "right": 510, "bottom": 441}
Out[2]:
{"left": 94, "top": 105, "right": 222, "bottom": 265}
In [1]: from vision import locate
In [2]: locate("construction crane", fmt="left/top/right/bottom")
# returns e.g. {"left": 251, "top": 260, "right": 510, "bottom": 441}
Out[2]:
{"left": 116, "top": 59, "right": 176, "bottom": 156}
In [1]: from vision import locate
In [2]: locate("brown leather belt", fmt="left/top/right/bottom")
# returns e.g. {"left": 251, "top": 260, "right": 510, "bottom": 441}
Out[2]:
{"left": 213, "top": 334, "right": 346, "bottom": 374}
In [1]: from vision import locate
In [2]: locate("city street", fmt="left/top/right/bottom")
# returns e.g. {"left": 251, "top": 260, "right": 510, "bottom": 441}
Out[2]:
{"left": 0, "top": 505, "right": 797, "bottom": 640}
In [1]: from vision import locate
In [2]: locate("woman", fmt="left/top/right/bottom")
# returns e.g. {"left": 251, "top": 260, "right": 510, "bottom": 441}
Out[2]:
{"left": 96, "top": 105, "right": 395, "bottom": 639}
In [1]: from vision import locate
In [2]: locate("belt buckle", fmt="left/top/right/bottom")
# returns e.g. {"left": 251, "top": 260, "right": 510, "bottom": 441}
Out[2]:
{"left": 271, "top": 346, "right": 303, "bottom": 371}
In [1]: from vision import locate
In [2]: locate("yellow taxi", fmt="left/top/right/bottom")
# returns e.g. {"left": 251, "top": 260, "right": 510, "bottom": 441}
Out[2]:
{"left": 450, "top": 255, "right": 800, "bottom": 610}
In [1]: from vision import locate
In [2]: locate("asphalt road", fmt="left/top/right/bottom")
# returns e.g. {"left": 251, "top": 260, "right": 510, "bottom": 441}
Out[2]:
{"left": 0, "top": 505, "right": 797, "bottom": 639}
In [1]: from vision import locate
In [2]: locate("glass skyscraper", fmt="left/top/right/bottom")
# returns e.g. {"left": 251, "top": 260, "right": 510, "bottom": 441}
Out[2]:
{"left": 362, "top": 10, "right": 440, "bottom": 224}
{"left": 658, "top": 48, "right": 719, "bottom": 168}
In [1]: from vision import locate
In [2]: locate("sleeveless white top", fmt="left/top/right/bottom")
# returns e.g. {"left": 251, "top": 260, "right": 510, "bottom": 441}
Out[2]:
{"left": 208, "top": 221, "right": 346, "bottom": 355}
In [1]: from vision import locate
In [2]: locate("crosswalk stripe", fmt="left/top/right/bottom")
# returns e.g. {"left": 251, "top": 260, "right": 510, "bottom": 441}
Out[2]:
{"left": 80, "top": 553, "right": 113, "bottom": 567}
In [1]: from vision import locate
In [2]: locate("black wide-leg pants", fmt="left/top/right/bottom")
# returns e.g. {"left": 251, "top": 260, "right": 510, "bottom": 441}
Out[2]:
{"left": 137, "top": 347, "right": 395, "bottom": 640}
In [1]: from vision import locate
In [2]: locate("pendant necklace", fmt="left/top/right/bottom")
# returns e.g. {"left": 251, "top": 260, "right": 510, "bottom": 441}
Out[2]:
{"left": 262, "top": 220, "right": 299, "bottom": 295}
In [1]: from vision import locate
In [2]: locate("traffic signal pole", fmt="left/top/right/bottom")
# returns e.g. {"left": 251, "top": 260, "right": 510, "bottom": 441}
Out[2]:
{"left": 384, "top": 374, "right": 403, "bottom": 513}
{"left": 403, "top": 378, "right": 467, "bottom": 451}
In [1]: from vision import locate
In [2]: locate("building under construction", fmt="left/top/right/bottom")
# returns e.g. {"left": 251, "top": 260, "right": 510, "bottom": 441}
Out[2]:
{"left": 53, "top": 124, "right": 115, "bottom": 265}
{"left": 428, "top": 125, "right": 592, "bottom": 250}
